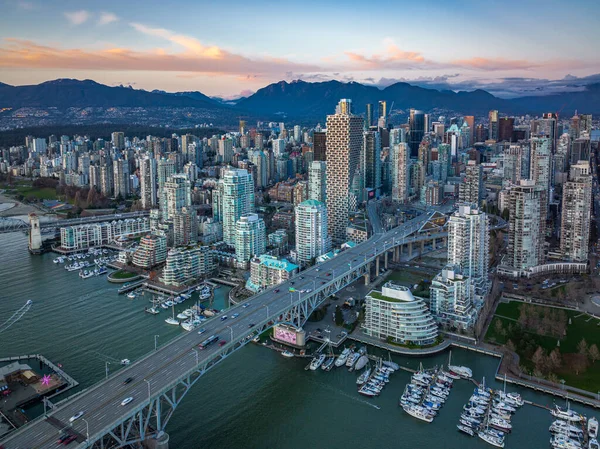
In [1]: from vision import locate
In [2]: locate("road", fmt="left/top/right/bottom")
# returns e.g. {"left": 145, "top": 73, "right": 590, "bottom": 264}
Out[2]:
{"left": 0, "top": 212, "right": 435, "bottom": 449}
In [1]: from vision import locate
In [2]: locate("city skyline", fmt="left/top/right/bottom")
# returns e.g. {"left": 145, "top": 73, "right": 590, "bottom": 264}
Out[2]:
{"left": 1, "top": 0, "right": 600, "bottom": 98}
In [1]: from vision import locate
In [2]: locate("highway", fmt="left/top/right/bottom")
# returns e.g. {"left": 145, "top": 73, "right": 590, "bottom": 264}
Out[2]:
{"left": 0, "top": 212, "right": 434, "bottom": 449}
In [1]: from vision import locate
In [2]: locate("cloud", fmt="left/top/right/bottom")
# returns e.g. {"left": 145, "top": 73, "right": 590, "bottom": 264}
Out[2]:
{"left": 98, "top": 12, "right": 118, "bottom": 26}
{"left": 64, "top": 10, "right": 90, "bottom": 25}
{"left": 130, "top": 23, "right": 223, "bottom": 58}
{"left": 16, "top": 1, "right": 35, "bottom": 9}
{"left": 0, "top": 37, "right": 321, "bottom": 77}
{"left": 342, "top": 39, "right": 438, "bottom": 70}
{"left": 452, "top": 57, "right": 541, "bottom": 71}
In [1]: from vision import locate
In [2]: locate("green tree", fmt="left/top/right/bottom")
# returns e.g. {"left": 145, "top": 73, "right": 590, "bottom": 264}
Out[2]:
{"left": 334, "top": 306, "right": 343, "bottom": 326}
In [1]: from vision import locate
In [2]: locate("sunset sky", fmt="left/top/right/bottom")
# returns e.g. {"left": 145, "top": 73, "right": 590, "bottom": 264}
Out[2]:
{"left": 1, "top": 0, "right": 599, "bottom": 98}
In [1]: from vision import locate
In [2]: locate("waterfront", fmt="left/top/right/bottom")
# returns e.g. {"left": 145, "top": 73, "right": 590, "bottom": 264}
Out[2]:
{"left": 0, "top": 231, "right": 598, "bottom": 448}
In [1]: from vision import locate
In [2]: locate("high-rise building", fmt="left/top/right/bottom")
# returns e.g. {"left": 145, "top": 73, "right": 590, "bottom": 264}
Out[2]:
{"left": 249, "top": 150, "right": 268, "bottom": 188}
{"left": 157, "top": 158, "right": 176, "bottom": 215}
{"left": 132, "top": 233, "right": 168, "bottom": 268}
{"left": 172, "top": 207, "right": 198, "bottom": 247}
{"left": 163, "top": 174, "right": 191, "bottom": 221}
{"left": 571, "top": 136, "right": 591, "bottom": 164}
{"left": 272, "top": 138, "right": 286, "bottom": 158}
{"left": 365, "top": 103, "right": 373, "bottom": 129}
{"left": 488, "top": 110, "right": 499, "bottom": 141}
{"left": 529, "top": 135, "right": 551, "bottom": 242}
{"left": 447, "top": 205, "right": 489, "bottom": 296}
{"left": 218, "top": 137, "right": 233, "bottom": 164}
{"left": 408, "top": 109, "right": 425, "bottom": 157}
{"left": 293, "top": 125, "right": 302, "bottom": 143}
{"left": 377, "top": 101, "right": 386, "bottom": 120}
{"left": 113, "top": 159, "right": 130, "bottom": 198}
{"left": 325, "top": 100, "right": 363, "bottom": 243}
{"left": 429, "top": 266, "right": 476, "bottom": 330}
{"left": 363, "top": 130, "right": 381, "bottom": 196}
{"left": 220, "top": 168, "right": 255, "bottom": 246}
{"left": 295, "top": 199, "right": 330, "bottom": 267}
{"left": 507, "top": 180, "right": 545, "bottom": 270}
{"left": 308, "top": 161, "right": 327, "bottom": 203}
{"left": 560, "top": 161, "right": 592, "bottom": 262}
{"left": 247, "top": 255, "right": 299, "bottom": 292}
{"left": 498, "top": 117, "right": 514, "bottom": 142}
{"left": 99, "top": 162, "right": 113, "bottom": 197}
{"left": 459, "top": 161, "right": 483, "bottom": 205}
{"left": 391, "top": 143, "right": 410, "bottom": 203}
{"left": 503, "top": 145, "right": 522, "bottom": 185}
{"left": 464, "top": 116, "right": 475, "bottom": 145}
{"left": 234, "top": 213, "right": 266, "bottom": 263}
{"left": 313, "top": 131, "right": 326, "bottom": 161}
{"left": 111, "top": 132, "right": 125, "bottom": 150}
{"left": 161, "top": 246, "right": 215, "bottom": 286}
{"left": 140, "top": 155, "right": 157, "bottom": 209}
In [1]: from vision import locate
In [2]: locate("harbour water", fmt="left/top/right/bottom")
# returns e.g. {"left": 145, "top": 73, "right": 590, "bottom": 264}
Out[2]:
{"left": 0, "top": 231, "right": 597, "bottom": 448}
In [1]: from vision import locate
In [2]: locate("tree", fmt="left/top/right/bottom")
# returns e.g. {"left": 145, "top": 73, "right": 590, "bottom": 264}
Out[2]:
{"left": 532, "top": 346, "right": 546, "bottom": 373}
{"left": 577, "top": 338, "right": 588, "bottom": 355}
{"left": 334, "top": 306, "right": 343, "bottom": 326}
{"left": 589, "top": 344, "right": 600, "bottom": 363}
{"left": 494, "top": 319, "right": 503, "bottom": 337}
{"left": 506, "top": 339, "right": 516, "bottom": 352}
{"left": 549, "top": 348, "right": 562, "bottom": 370}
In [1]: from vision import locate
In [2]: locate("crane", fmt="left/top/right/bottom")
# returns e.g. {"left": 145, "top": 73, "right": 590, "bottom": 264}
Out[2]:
{"left": 0, "top": 300, "right": 33, "bottom": 334}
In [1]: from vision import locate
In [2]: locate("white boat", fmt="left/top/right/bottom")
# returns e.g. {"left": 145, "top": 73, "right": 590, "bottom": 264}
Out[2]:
{"left": 160, "top": 302, "right": 169, "bottom": 309}
{"left": 354, "top": 355, "right": 369, "bottom": 371}
{"left": 551, "top": 406, "right": 584, "bottom": 423}
{"left": 550, "top": 435, "right": 582, "bottom": 449}
{"left": 489, "top": 417, "right": 512, "bottom": 432}
{"left": 121, "top": 359, "right": 130, "bottom": 365}
{"left": 321, "top": 356, "right": 335, "bottom": 371}
{"left": 146, "top": 307, "right": 159, "bottom": 315}
{"left": 309, "top": 354, "right": 326, "bottom": 370}
{"left": 335, "top": 348, "right": 351, "bottom": 367}
{"left": 176, "top": 312, "right": 188, "bottom": 320}
{"left": 358, "top": 386, "right": 378, "bottom": 397}
{"left": 478, "top": 429, "right": 505, "bottom": 448}
{"left": 550, "top": 420, "right": 584, "bottom": 437}
{"left": 402, "top": 404, "right": 434, "bottom": 423}
{"left": 347, "top": 352, "right": 360, "bottom": 370}
{"left": 457, "top": 424, "right": 475, "bottom": 436}
{"left": 181, "top": 321, "right": 195, "bottom": 331}
{"left": 589, "top": 417, "right": 599, "bottom": 439}
{"left": 356, "top": 368, "right": 371, "bottom": 385}
{"left": 589, "top": 439, "right": 599, "bottom": 449}
{"left": 165, "top": 317, "right": 179, "bottom": 325}
{"left": 382, "top": 360, "right": 399, "bottom": 370}
{"left": 281, "top": 350, "right": 294, "bottom": 358}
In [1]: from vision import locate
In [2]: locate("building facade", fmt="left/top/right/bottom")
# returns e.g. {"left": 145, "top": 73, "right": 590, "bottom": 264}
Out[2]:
{"left": 234, "top": 213, "right": 266, "bottom": 264}
{"left": 561, "top": 161, "right": 592, "bottom": 262}
{"left": 132, "top": 233, "right": 168, "bottom": 269}
{"left": 295, "top": 199, "right": 330, "bottom": 267}
{"left": 429, "top": 266, "right": 476, "bottom": 330}
{"left": 160, "top": 246, "right": 215, "bottom": 286}
{"left": 246, "top": 255, "right": 299, "bottom": 292}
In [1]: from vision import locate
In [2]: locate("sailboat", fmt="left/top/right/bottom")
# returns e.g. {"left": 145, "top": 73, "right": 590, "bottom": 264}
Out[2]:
{"left": 165, "top": 303, "right": 179, "bottom": 325}
{"left": 448, "top": 350, "right": 473, "bottom": 379}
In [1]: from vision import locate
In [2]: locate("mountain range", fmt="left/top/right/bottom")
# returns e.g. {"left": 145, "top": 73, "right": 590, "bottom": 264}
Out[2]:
{"left": 1, "top": 78, "right": 600, "bottom": 126}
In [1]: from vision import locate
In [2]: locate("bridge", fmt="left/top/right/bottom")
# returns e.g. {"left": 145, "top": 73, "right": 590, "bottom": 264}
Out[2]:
{"left": 0, "top": 208, "right": 454, "bottom": 449}
{"left": 0, "top": 212, "right": 150, "bottom": 235}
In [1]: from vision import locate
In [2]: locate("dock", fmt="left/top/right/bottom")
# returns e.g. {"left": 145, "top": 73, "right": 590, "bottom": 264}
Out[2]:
{"left": 210, "top": 278, "right": 238, "bottom": 287}
{"left": 117, "top": 280, "right": 146, "bottom": 294}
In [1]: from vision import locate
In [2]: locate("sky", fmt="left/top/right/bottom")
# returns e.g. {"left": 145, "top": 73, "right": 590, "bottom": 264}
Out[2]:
{"left": 0, "top": 0, "right": 599, "bottom": 98}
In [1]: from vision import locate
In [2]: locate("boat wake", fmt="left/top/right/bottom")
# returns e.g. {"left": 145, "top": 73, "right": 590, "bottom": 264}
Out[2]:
{"left": 304, "top": 378, "right": 381, "bottom": 410}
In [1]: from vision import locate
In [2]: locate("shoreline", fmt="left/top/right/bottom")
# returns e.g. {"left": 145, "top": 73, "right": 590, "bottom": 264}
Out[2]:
{"left": 0, "top": 191, "right": 45, "bottom": 217}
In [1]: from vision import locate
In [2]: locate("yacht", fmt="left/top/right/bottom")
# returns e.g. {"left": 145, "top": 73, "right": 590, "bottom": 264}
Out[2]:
{"left": 550, "top": 435, "right": 582, "bottom": 449}
{"left": 165, "top": 317, "right": 179, "bottom": 325}
{"left": 358, "top": 385, "right": 378, "bottom": 397}
{"left": 354, "top": 355, "right": 369, "bottom": 371}
{"left": 402, "top": 404, "right": 434, "bottom": 423}
{"left": 96, "top": 267, "right": 108, "bottom": 276}
{"left": 334, "top": 348, "right": 351, "bottom": 367}
{"left": 478, "top": 429, "right": 505, "bottom": 448}
{"left": 589, "top": 417, "right": 599, "bottom": 439}
{"left": 321, "top": 356, "right": 335, "bottom": 371}
{"left": 79, "top": 270, "right": 94, "bottom": 279}
{"left": 180, "top": 293, "right": 192, "bottom": 300}
{"left": 309, "top": 354, "right": 326, "bottom": 371}
{"left": 121, "top": 359, "right": 130, "bottom": 365}
{"left": 181, "top": 320, "right": 195, "bottom": 331}
{"left": 589, "top": 439, "right": 599, "bottom": 449}
{"left": 550, "top": 420, "right": 584, "bottom": 437}
{"left": 160, "top": 302, "right": 170, "bottom": 309}
{"left": 551, "top": 406, "right": 584, "bottom": 422}
{"left": 489, "top": 417, "right": 512, "bottom": 432}
{"left": 356, "top": 368, "right": 371, "bottom": 385}
{"left": 347, "top": 352, "right": 361, "bottom": 371}
{"left": 281, "top": 350, "right": 294, "bottom": 358}
{"left": 127, "top": 292, "right": 136, "bottom": 299}
{"left": 146, "top": 307, "right": 159, "bottom": 315}
{"left": 382, "top": 360, "right": 399, "bottom": 370}
{"left": 448, "top": 364, "right": 473, "bottom": 379}
{"left": 457, "top": 424, "right": 475, "bottom": 437}
{"left": 496, "top": 391, "right": 524, "bottom": 407}
{"left": 177, "top": 312, "right": 189, "bottom": 320}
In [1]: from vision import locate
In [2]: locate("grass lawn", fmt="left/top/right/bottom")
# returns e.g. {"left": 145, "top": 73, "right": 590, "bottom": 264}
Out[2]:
{"left": 388, "top": 270, "right": 431, "bottom": 285}
{"left": 486, "top": 301, "right": 600, "bottom": 392}
{"left": 4, "top": 185, "right": 58, "bottom": 201}
{"left": 111, "top": 270, "right": 138, "bottom": 280}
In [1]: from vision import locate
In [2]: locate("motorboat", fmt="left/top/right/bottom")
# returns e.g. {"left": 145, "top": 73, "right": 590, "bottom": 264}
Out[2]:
{"left": 402, "top": 404, "right": 434, "bottom": 423}
{"left": 121, "top": 359, "right": 130, "bottom": 365}
{"left": 321, "top": 356, "right": 335, "bottom": 371}
{"left": 165, "top": 317, "right": 179, "bottom": 325}
{"left": 127, "top": 292, "right": 136, "bottom": 299}
{"left": 589, "top": 439, "right": 599, "bottom": 449}
{"left": 489, "top": 417, "right": 512, "bottom": 432}
{"left": 160, "top": 302, "right": 169, "bottom": 309}
{"left": 589, "top": 417, "right": 599, "bottom": 439}
{"left": 281, "top": 350, "right": 294, "bottom": 358}
{"left": 181, "top": 321, "right": 195, "bottom": 331}
{"left": 79, "top": 270, "right": 94, "bottom": 279}
{"left": 478, "top": 429, "right": 505, "bottom": 448}
{"left": 382, "top": 360, "right": 399, "bottom": 370}
{"left": 335, "top": 348, "right": 351, "bottom": 367}
{"left": 146, "top": 307, "right": 159, "bottom": 315}
{"left": 551, "top": 406, "right": 584, "bottom": 423}
{"left": 496, "top": 391, "right": 524, "bottom": 407}
{"left": 358, "top": 385, "right": 378, "bottom": 397}
{"left": 448, "top": 364, "right": 473, "bottom": 379}
{"left": 309, "top": 354, "right": 326, "bottom": 371}
{"left": 356, "top": 368, "right": 371, "bottom": 385}
{"left": 177, "top": 312, "right": 188, "bottom": 320}
{"left": 550, "top": 420, "right": 584, "bottom": 437}
{"left": 550, "top": 435, "right": 582, "bottom": 449}
{"left": 346, "top": 351, "right": 359, "bottom": 369}
{"left": 457, "top": 424, "right": 475, "bottom": 436}
{"left": 354, "top": 355, "right": 369, "bottom": 371}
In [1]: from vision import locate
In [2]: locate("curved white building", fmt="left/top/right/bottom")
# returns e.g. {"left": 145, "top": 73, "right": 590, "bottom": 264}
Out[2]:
{"left": 295, "top": 199, "right": 331, "bottom": 267}
{"left": 364, "top": 281, "right": 438, "bottom": 346}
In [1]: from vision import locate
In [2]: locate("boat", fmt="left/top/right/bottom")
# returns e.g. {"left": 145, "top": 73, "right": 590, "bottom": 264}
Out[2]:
{"left": 354, "top": 355, "right": 369, "bottom": 371}
{"left": 345, "top": 351, "right": 358, "bottom": 368}
{"left": 96, "top": 267, "right": 108, "bottom": 275}
{"left": 121, "top": 359, "right": 130, "bottom": 365}
{"left": 589, "top": 439, "right": 599, "bottom": 449}
{"left": 335, "top": 348, "right": 351, "bottom": 367}
{"left": 127, "top": 292, "right": 136, "bottom": 299}
{"left": 457, "top": 424, "right": 475, "bottom": 436}
{"left": 165, "top": 317, "right": 179, "bottom": 325}
{"left": 382, "top": 360, "right": 399, "bottom": 370}
{"left": 146, "top": 307, "right": 159, "bottom": 315}
{"left": 478, "top": 429, "right": 505, "bottom": 448}
{"left": 448, "top": 351, "right": 472, "bottom": 379}
{"left": 160, "top": 302, "right": 169, "bottom": 309}
{"left": 489, "top": 417, "right": 512, "bottom": 432}
{"left": 281, "top": 350, "right": 294, "bottom": 358}
{"left": 589, "top": 417, "right": 599, "bottom": 439}
{"left": 550, "top": 435, "right": 583, "bottom": 449}
{"left": 309, "top": 354, "right": 326, "bottom": 371}
{"left": 79, "top": 270, "right": 94, "bottom": 279}
{"left": 358, "top": 386, "right": 378, "bottom": 397}
{"left": 356, "top": 368, "right": 371, "bottom": 385}
{"left": 203, "top": 310, "right": 215, "bottom": 317}
{"left": 551, "top": 405, "right": 584, "bottom": 423}
{"left": 550, "top": 420, "right": 584, "bottom": 437}
{"left": 402, "top": 404, "right": 434, "bottom": 423}
{"left": 321, "top": 356, "right": 335, "bottom": 371}
{"left": 176, "top": 312, "right": 188, "bottom": 320}
{"left": 181, "top": 320, "right": 195, "bottom": 331}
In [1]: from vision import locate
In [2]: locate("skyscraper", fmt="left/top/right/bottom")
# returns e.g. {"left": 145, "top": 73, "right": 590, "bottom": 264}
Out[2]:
{"left": 363, "top": 130, "right": 381, "bottom": 196}
{"left": 408, "top": 109, "right": 425, "bottom": 157}
{"left": 391, "top": 143, "right": 409, "bottom": 203}
{"left": 325, "top": 100, "right": 363, "bottom": 243}
{"left": 365, "top": 103, "right": 373, "bottom": 129}
{"left": 218, "top": 137, "right": 233, "bottom": 164}
{"left": 111, "top": 132, "right": 125, "bottom": 150}
{"left": 529, "top": 135, "right": 551, "bottom": 243}
{"left": 272, "top": 138, "right": 286, "bottom": 158}
{"left": 172, "top": 207, "right": 198, "bottom": 247}
{"left": 140, "top": 155, "right": 157, "bottom": 209}
{"left": 234, "top": 213, "right": 266, "bottom": 263}
{"left": 377, "top": 101, "right": 386, "bottom": 120}
{"left": 503, "top": 145, "right": 522, "bottom": 185}
{"left": 308, "top": 161, "right": 327, "bottom": 203}
{"left": 220, "top": 168, "right": 255, "bottom": 246}
{"left": 249, "top": 150, "right": 268, "bottom": 189}
{"left": 464, "top": 116, "right": 475, "bottom": 145}
{"left": 295, "top": 199, "right": 330, "bottom": 267}
{"left": 163, "top": 174, "right": 191, "bottom": 221}
{"left": 313, "top": 131, "right": 326, "bottom": 161}
{"left": 488, "top": 110, "right": 499, "bottom": 141}
{"left": 498, "top": 117, "right": 514, "bottom": 142}
{"left": 113, "top": 159, "right": 130, "bottom": 198}
{"left": 157, "top": 158, "right": 176, "bottom": 215}
{"left": 560, "top": 161, "right": 592, "bottom": 262}
{"left": 459, "top": 161, "right": 483, "bottom": 205}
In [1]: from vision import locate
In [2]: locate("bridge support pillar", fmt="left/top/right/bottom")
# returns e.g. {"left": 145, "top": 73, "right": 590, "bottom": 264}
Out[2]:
{"left": 364, "top": 262, "right": 371, "bottom": 285}
{"left": 144, "top": 432, "right": 170, "bottom": 449}
{"left": 375, "top": 256, "right": 380, "bottom": 275}
{"left": 408, "top": 242, "right": 413, "bottom": 258}
{"left": 28, "top": 213, "right": 42, "bottom": 254}
{"left": 384, "top": 251, "right": 388, "bottom": 269}
{"left": 431, "top": 238, "right": 436, "bottom": 250}
{"left": 420, "top": 240, "right": 425, "bottom": 254}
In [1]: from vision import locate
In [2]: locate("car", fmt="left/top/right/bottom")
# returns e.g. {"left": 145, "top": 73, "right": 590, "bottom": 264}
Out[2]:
{"left": 57, "top": 433, "right": 71, "bottom": 444}
{"left": 69, "top": 411, "right": 84, "bottom": 423}
{"left": 315, "top": 268, "right": 320, "bottom": 272}
{"left": 316, "top": 328, "right": 322, "bottom": 332}
{"left": 321, "top": 281, "right": 326, "bottom": 284}
{"left": 305, "top": 289, "right": 312, "bottom": 293}
{"left": 197, "top": 328, "right": 206, "bottom": 335}
{"left": 121, "top": 397, "right": 134, "bottom": 406}
{"left": 300, "top": 276, "right": 304, "bottom": 279}
{"left": 274, "top": 289, "right": 280, "bottom": 293}
{"left": 123, "top": 377, "right": 133, "bottom": 385}
{"left": 219, "top": 340, "right": 227, "bottom": 346}
{"left": 231, "top": 313, "right": 240, "bottom": 319}
{"left": 248, "top": 323, "right": 255, "bottom": 328}
{"left": 63, "top": 435, "right": 78, "bottom": 444}
{"left": 220, "top": 316, "right": 228, "bottom": 321}
{"left": 290, "top": 281, "right": 295, "bottom": 285}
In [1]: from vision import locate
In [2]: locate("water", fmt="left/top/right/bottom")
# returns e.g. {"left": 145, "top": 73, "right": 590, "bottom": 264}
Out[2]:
{"left": 0, "top": 232, "right": 597, "bottom": 448}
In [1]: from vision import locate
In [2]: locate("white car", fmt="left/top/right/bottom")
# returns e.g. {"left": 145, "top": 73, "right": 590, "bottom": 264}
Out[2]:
{"left": 231, "top": 313, "right": 240, "bottom": 319}
{"left": 121, "top": 397, "right": 134, "bottom": 406}
{"left": 69, "top": 411, "right": 84, "bottom": 423}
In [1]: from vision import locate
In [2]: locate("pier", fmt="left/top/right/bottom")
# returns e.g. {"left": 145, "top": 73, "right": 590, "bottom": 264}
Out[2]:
{"left": 210, "top": 278, "right": 238, "bottom": 287}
